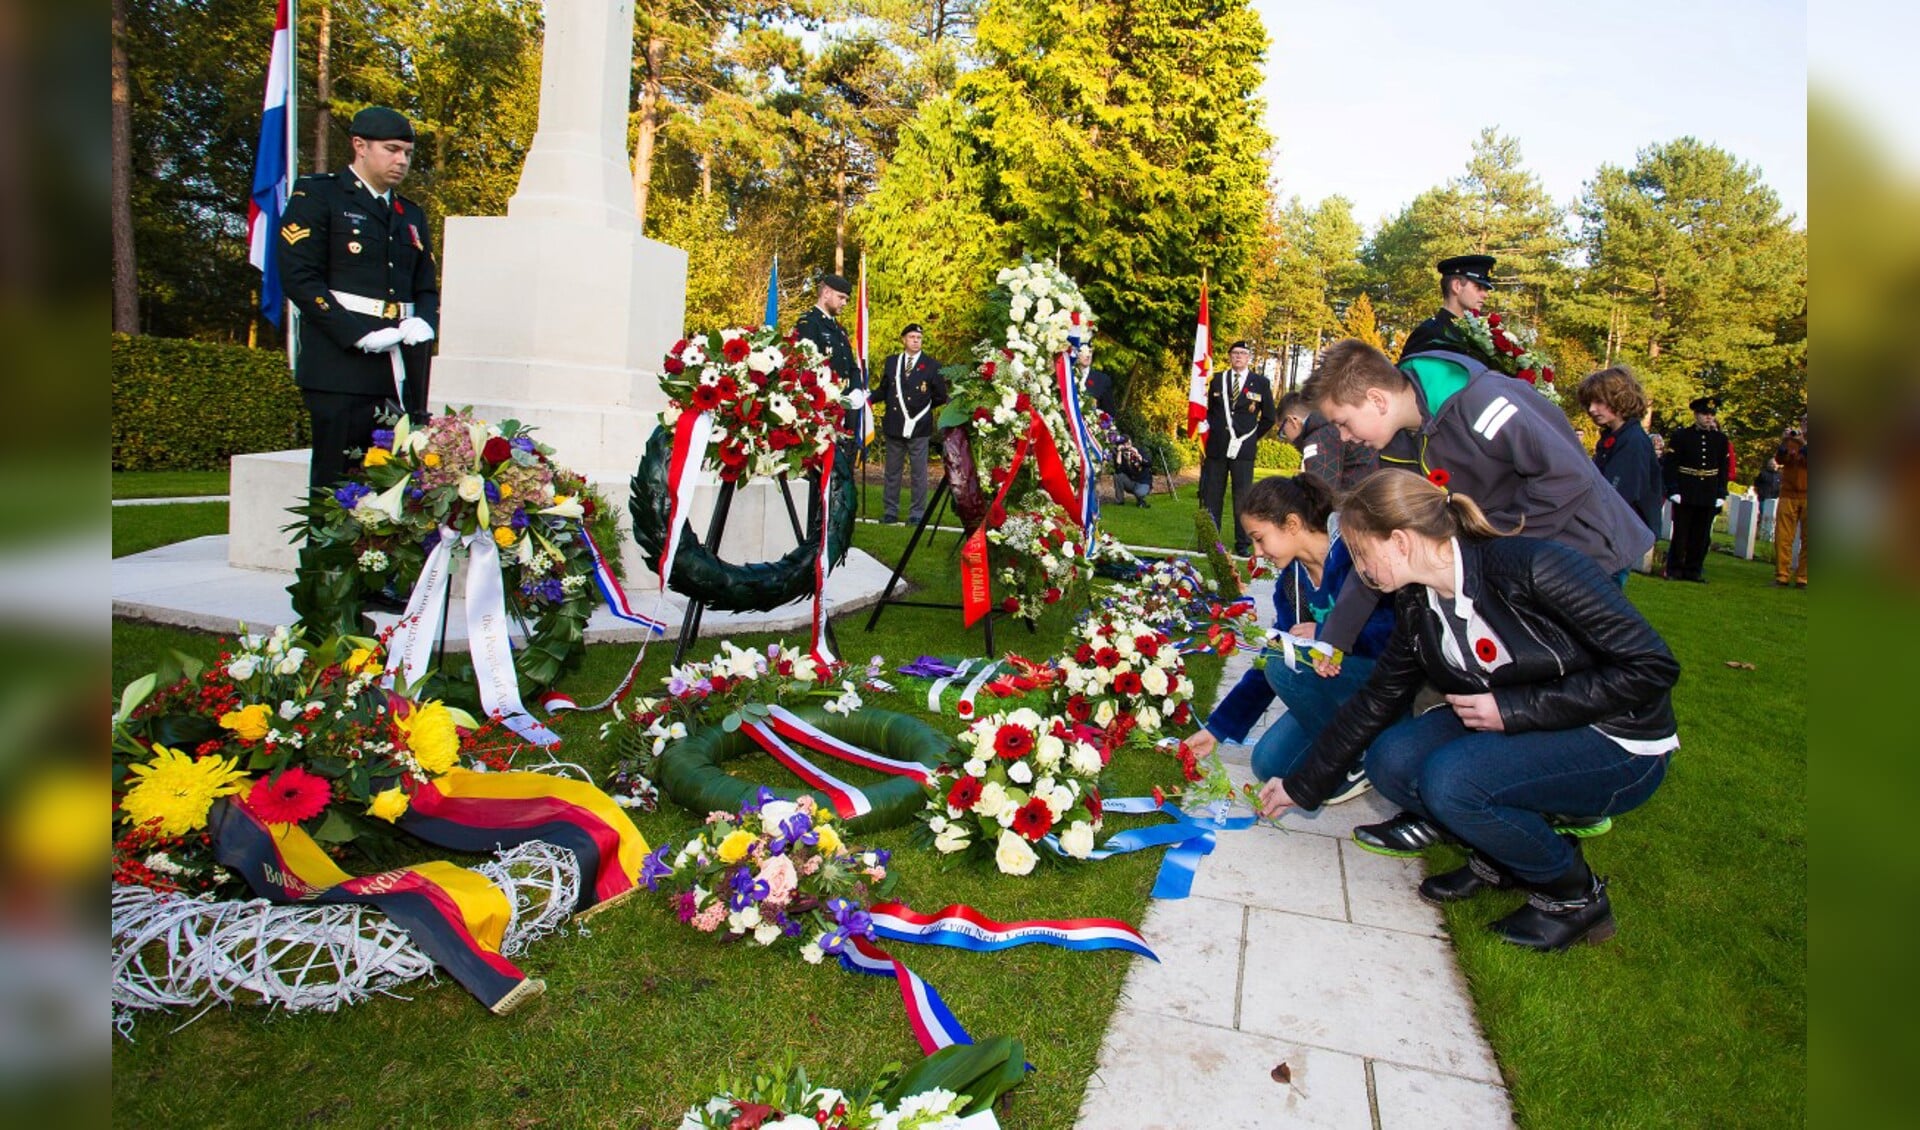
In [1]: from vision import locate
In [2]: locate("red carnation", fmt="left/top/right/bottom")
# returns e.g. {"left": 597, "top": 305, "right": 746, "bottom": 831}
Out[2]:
{"left": 1065, "top": 694, "right": 1091, "bottom": 721}
{"left": 1015, "top": 392, "right": 1032, "bottom": 412}
{"left": 663, "top": 357, "right": 686, "bottom": 375}
{"left": 973, "top": 407, "right": 993, "bottom": 422}
{"left": 670, "top": 338, "right": 689, "bottom": 355}
{"left": 717, "top": 442, "right": 748, "bottom": 469}
{"left": 1486, "top": 313, "right": 1502, "bottom": 327}
{"left": 1135, "top": 634, "right": 1160, "bottom": 658}
{"left": 981, "top": 361, "right": 997, "bottom": 379}
{"left": 1516, "top": 368, "right": 1537, "bottom": 385}
{"left": 691, "top": 383, "right": 724, "bottom": 411}
{"left": 1180, "top": 750, "right": 1204, "bottom": 783}
{"left": 1151, "top": 785, "right": 1168, "bottom": 807}
{"left": 1542, "top": 367, "right": 1556, "bottom": 384}
{"left": 1011, "top": 797, "right": 1055, "bottom": 841}
{"left": 948, "top": 775, "right": 983, "bottom": 810}
{"left": 482, "top": 436, "right": 512, "bottom": 464}
{"left": 1427, "top": 468, "right": 1451, "bottom": 487}
{"left": 1044, "top": 587, "right": 1062, "bottom": 604}
{"left": 721, "top": 337, "right": 752, "bottom": 363}
{"left": 994, "top": 723, "right": 1035, "bottom": 760}
{"left": 1114, "top": 671, "right": 1144, "bottom": 695}
{"left": 1001, "top": 596, "right": 1020, "bottom": 613}
{"left": 1002, "top": 348, "right": 1015, "bottom": 360}
{"left": 245, "top": 767, "right": 331, "bottom": 826}
{"left": 1474, "top": 638, "right": 1500, "bottom": 663}
{"left": 1172, "top": 702, "right": 1192, "bottom": 725}
{"left": 1074, "top": 643, "right": 1094, "bottom": 664}
{"left": 1094, "top": 647, "right": 1121, "bottom": 669}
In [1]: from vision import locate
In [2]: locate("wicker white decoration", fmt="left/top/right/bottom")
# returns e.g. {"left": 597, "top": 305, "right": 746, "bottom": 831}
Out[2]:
{"left": 111, "top": 840, "right": 582, "bottom": 1038}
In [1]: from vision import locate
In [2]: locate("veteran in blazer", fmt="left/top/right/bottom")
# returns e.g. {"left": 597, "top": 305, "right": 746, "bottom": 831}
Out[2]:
{"left": 1199, "top": 340, "right": 1277, "bottom": 554}
{"left": 876, "top": 323, "right": 948, "bottom": 525}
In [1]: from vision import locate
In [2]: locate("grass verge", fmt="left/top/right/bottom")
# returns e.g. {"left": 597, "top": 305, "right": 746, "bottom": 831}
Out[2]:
{"left": 112, "top": 502, "right": 228, "bottom": 558}
{"left": 112, "top": 469, "right": 231, "bottom": 499}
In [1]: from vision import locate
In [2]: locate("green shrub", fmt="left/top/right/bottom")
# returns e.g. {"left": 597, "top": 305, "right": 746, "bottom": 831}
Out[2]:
{"left": 112, "top": 333, "right": 310, "bottom": 470}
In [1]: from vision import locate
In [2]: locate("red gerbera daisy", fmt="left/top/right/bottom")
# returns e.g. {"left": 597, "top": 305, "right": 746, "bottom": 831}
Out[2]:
{"left": 1427, "top": 468, "right": 1451, "bottom": 487}
{"left": 1135, "top": 634, "right": 1161, "bottom": 658}
{"left": 1065, "top": 694, "right": 1091, "bottom": 722}
{"left": 1113, "top": 671, "right": 1144, "bottom": 695}
{"left": 994, "top": 723, "right": 1035, "bottom": 760}
{"left": 1074, "top": 643, "right": 1095, "bottom": 664}
{"left": 246, "top": 766, "right": 331, "bottom": 825}
{"left": 721, "top": 337, "right": 752, "bottom": 363}
{"left": 1011, "top": 797, "right": 1055, "bottom": 841}
{"left": 1094, "top": 647, "right": 1121, "bottom": 669}
{"left": 948, "top": 775, "right": 983, "bottom": 810}
{"left": 691, "top": 382, "right": 724, "bottom": 411}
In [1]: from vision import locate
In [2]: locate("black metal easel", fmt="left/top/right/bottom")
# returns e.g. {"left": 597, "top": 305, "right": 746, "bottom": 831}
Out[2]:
{"left": 672, "top": 474, "right": 841, "bottom": 665}
{"left": 864, "top": 472, "right": 1030, "bottom": 657}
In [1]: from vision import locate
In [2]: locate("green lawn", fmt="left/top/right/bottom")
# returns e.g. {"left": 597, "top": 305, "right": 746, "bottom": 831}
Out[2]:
{"left": 109, "top": 516, "right": 1804, "bottom": 1127}
{"left": 112, "top": 501, "right": 228, "bottom": 557}
{"left": 112, "top": 469, "right": 230, "bottom": 499}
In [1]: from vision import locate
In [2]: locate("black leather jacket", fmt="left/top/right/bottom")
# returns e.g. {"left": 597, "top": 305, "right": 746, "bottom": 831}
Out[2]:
{"left": 1284, "top": 536, "right": 1680, "bottom": 809}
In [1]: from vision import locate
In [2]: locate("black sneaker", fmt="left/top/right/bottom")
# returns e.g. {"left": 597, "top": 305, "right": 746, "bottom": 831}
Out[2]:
{"left": 1353, "top": 811, "right": 1453, "bottom": 857}
{"left": 1323, "top": 766, "right": 1373, "bottom": 806}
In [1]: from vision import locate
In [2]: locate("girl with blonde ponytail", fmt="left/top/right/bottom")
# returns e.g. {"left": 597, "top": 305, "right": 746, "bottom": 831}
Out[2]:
{"left": 1257, "top": 470, "right": 1681, "bottom": 952}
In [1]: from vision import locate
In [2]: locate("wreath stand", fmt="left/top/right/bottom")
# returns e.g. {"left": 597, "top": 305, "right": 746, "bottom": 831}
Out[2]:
{"left": 863, "top": 472, "right": 1031, "bottom": 658}
{"left": 672, "top": 473, "right": 842, "bottom": 666}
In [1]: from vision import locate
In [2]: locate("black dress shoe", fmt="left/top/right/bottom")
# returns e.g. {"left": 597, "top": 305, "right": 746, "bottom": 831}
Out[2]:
{"left": 1353, "top": 811, "right": 1454, "bottom": 858}
{"left": 1419, "top": 852, "right": 1513, "bottom": 904}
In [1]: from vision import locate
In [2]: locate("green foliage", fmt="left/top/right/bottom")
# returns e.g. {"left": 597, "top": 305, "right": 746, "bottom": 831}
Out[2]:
{"left": 1193, "top": 508, "right": 1242, "bottom": 598}
{"left": 1340, "top": 292, "right": 1385, "bottom": 352}
{"left": 111, "top": 334, "right": 307, "bottom": 470}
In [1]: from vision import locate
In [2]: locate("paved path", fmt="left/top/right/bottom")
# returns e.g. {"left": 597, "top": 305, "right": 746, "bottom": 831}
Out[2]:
{"left": 112, "top": 495, "right": 230, "bottom": 506}
{"left": 1074, "top": 582, "right": 1515, "bottom": 1129}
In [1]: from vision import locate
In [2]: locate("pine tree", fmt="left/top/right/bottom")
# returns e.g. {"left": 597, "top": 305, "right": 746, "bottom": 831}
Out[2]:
{"left": 1340, "top": 292, "right": 1385, "bottom": 352}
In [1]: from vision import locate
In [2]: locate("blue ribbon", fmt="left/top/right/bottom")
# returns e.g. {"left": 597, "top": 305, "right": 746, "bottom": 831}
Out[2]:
{"left": 1051, "top": 796, "right": 1258, "bottom": 900}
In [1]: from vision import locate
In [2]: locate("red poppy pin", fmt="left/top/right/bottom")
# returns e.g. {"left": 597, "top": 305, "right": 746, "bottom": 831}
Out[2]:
{"left": 1427, "top": 468, "right": 1451, "bottom": 487}
{"left": 1474, "top": 637, "right": 1500, "bottom": 663}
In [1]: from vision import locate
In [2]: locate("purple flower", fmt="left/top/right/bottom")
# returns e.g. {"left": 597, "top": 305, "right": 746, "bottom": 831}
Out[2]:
{"left": 727, "top": 865, "right": 769, "bottom": 910}
{"left": 484, "top": 479, "right": 501, "bottom": 504}
{"left": 510, "top": 435, "right": 536, "bottom": 453}
{"left": 640, "top": 844, "right": 674, "bottom": 891}
{"left": 371, "top": 428, "right": 395, "bottom": 450}
{"left": 667, "top": 675, "right": 691, "bottom": 696}
{"left": 408, "top": 487, "right": 425, "bottom": 501}
{"left": 819, "top": 899, "right": 873, "bottom": 955}
{"left": 675, "top": 890, "right": 698, "bottom": 923}
{"left": 770, "top": 812, "right": 816, "bottom": 854}
{"left": 510, "top": 507, "right": 530, "bottom": 530}
{"left": 775, "top": 909, "right": 802, "bottom": 937}
{"left": 871, "top": 849, "right": 892, "bottom": 867}
{"left": 334, "top": 482, "right": 373, "bottom": 509}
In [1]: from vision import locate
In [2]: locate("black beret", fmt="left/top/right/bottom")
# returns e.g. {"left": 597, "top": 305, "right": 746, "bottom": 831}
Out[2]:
{"left": 902, "top": 323, "right": 925, "bottom": 336}
{"left": 1228, "top": 340, "right": 1253, "bottom": 353}
{"left": 1437, "top": 254, "right": 1497, "bottom": 286}
{"left": 820, "top": 273, "right": 853, "bottom": 295}
{"left": 1689, "top": 395, "right": 1721, "bottom": 414}
{"left": 349, "top": 106, "right": 414, "bottom": 142}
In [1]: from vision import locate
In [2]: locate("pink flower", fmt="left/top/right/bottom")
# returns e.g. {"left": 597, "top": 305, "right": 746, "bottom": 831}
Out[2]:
{"left": 692, "top": 902, "right": 727, "bottom": 932}
{"left": 757, "top": 854, "right": 799, "bottom": 907}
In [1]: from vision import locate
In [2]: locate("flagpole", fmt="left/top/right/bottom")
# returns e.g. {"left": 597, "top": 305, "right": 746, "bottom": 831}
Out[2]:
{"left": 284, "top": 0, "right": 300, "bottom": 366}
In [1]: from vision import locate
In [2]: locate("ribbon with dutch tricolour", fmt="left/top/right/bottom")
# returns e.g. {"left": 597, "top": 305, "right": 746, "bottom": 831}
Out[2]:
{"left": 869, "top": 901, "right": 1157, "bottom": 961}
{"left": 1045, "top": 796, "right": 1257, "bottom": 900}
{"left": 384, "top": 526, "right": 560, "bottom": 747}
{"left": 1055, "top": 351, "right": 1101, "bottom": 553}
{"left": 737, "top": 718, "right": 875, "bottom": 820}
{"left": 837, "top": 935, "right": 974, "bottom": 1054}
{"left": 661, "top": 409, "right": 715, "bottom": 592}
{"left": 808, "top": 449, "right": 838, "bottom": 668}
{"left": 764, "top": 706, "right": 931, "bottom": 784}
{"left": 579, "top": 521, "right": 669, "bottom": 635}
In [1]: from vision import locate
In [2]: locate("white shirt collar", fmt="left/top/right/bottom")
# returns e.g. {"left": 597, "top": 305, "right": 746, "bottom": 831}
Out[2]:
{"left": 1423, "top": 537, "right": 1474, "bottom": 621}
{"left": 351, "top": 170, "right": 387, "bottom": 204}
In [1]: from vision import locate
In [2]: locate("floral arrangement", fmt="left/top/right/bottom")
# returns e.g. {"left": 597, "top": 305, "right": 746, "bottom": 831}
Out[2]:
{"left": 291, "top": 409, "right": 618, "bottom": 690}
{"left": 1054, "top": 609, "right": 1195, "bottom": 737}
{"left": 605, "top": 641, "right": 875, "bottom": 808}
{"left": 660, "top": 325, "right": 858, "bottom": 483}
{"left": 920, "top": 708, "right": 1107, "bottom": 876}
{"left": 646, "top": 789, "right": 893, "bottom": 961}
{"left": 986, "top": 500, "right": 1094, "bottom": 621}
{"left": 678, "top": 1041, "right": 1025, "bottom": 1129}
{"left": 1444, "top": 310, "right": 1557, "bottom": 390}
{"left": 111, "top": 630, "right": 508, "bottom": 891}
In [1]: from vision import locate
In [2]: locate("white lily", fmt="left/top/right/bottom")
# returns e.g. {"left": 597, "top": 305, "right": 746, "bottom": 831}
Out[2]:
{"left": 370, "top": 477, "right": 410, "bottom": 525}
{"left": 539, "top": 495, "right": 585, "bottom": 520}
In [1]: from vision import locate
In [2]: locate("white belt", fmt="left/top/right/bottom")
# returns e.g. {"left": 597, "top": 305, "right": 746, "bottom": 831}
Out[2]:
{"left": 331, "top": 290, "right": 415, "bottom": 320}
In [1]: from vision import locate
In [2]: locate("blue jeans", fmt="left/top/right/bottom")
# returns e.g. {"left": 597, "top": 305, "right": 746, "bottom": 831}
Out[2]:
{"left": 1249, "top": 655, "right": 1376, "bottom": 782}
{"left": 1363, "top": 709, "right": 1669, "bottom": 883}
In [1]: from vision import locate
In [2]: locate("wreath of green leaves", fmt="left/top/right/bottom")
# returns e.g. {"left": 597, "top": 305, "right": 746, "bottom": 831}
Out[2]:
{"left": 629, "top": 426, "right": 858, "bottom": 612}
{"left": 646, "top": 705, "right": 952, "bottom": 832}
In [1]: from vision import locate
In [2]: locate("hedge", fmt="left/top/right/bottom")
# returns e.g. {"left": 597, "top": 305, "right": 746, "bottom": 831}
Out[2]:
{"left": 112, "top": 334, "right": 310, "bottom": 471}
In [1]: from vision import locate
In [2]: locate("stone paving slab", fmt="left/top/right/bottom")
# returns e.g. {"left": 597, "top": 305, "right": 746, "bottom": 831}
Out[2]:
{"left": 1339, "top": 838, "right": 1447, "bottom": 939}
{"left": 1237, "top": 909, "right": 1502, "bottom": 1084}
{"left": 1120, "top": 895, "right": 1244, "bottom": 1031}
{"left": 1372, "top": 1061, "right": 1518, "bottom": 1128}
{"left": 1076, "top": 1009, "right": 1374, "bottom": 1129}
{"left": 1187, "top": 822, "right": 1346, "bottom": 922}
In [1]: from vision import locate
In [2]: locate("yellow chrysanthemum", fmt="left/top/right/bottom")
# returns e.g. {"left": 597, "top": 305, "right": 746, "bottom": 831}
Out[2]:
{"left": 396, "top": 701, "right": 460, "bottom": 775}
{"left": 423, "top": 451, "right": 442, "bottom": 468}
{"left": 119, "top": 746, "right": 246, "bottom": 836}
{"left": 717, "top": 829, "right": 756, "bottom": 864}
{"left": 363, "top": 447, "right": 391, "bottom": 467}
{"left": 494, "top": 527, "right": 517, "bottom": 548}
{"left": 345, "top": 646, "right": 381, "bottom": 675}
{"left": 366, "top": 786, "right": 411, "bottom": 822}
{"left": 219, "top": 703, "right": 272, "bottom": 741}
{"left": 814, "top": 825, "right": 842, "bottom": 856}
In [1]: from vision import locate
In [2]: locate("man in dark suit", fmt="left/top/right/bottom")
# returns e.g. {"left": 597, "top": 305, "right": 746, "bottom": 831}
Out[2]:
{"left": 793, "top": 273, "right": 863, "bottom": 442}
{"left": 1660, "top": 395, "right": 1735, "bottom": 582}
{"left": 877, "top": 322, "right": 947, "bottom": 524}
{"left": 1198, "top": 340, "right": 1276, "bottom": 554}
{"left": 277, "top": 106, "right": 439, "bottom": 494}
{"left": 1399, "top": 254, "right": 1495, "bottom": 360}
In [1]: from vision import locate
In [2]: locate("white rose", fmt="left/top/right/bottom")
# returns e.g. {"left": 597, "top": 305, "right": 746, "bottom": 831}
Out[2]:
{"left": 801, "top": 941, "right": 825, "bottom": 964}
{"left": 1142, "top": 666, "right": 1170, "bottom": 697}
{"left": 273, "top": 647, "right": 307, "bottom": 675}
{"left": 964, "top": 758, "right": 989, "bottom": 778}
{"left": 995, "top": 829, "right": 1038, "bottom": 876}
{"left": 974, "top": 781, "right": 1010, "bottom": 819}
{"left": 934, "top": 824, "right": 972, "bottom": 854}
{"left": 1034, "top": 733, "right": 1065, "bottom": 770}
{"left": 749, "top": 346, "right": 784, "bottom": 372}
{"left": 226, "top": 655, "right": 259, "bottom": 681}
{"left": 1095, "top": 700, "right": 1118, "bottom": 726}
{"left": 1116, "top": 634, "right": 1137, "bottom": 658}
{"left": 753, "top": 922, "right": 782, "bottom": 945}
{"left": 1067, "top": 743, "right": 1103, "bottom": 778}
{"left": 1139, "top": 706, "right": 1162, "bottom": 732}
{"left": 760, "top": 799, "right": 799, "bottom": 835}
{"left": 1007, "top": 760, "right": 1033, "bottom": 785}
{"left": 1060, "top": 821, "right": 1095, "bottom": 859}
{"left": 1046, "top": 783, "right": 1076, "bottom": 817}
{"left": 928, "top": 815, "right": 949, "bottom": 834}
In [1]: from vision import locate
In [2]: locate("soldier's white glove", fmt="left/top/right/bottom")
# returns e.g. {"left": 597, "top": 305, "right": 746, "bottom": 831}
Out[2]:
{"left": 355, "top": 327, "right": 405, "bottom": 352}
{"left": 1713, "top": 498, "right": 1724, "bottom": 510}
{"left": 397, "top": 317, "right": 436, "bottom": 346}
{"left": 1668, "top": 494, "right": 1681, "bottom": 505}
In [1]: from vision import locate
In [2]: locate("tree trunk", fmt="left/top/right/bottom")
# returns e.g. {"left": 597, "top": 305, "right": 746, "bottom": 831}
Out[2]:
{"left": 632, "top": 36, "right": 664, "bottom": 226}
{"left": 699, "top": 152, "right": 711, "bottom": 198}
{"left": 313, "top": 0, "right": 332, "bottom": 171}
{"left": 110, "top": 0, "right": 139, "bottom": 333}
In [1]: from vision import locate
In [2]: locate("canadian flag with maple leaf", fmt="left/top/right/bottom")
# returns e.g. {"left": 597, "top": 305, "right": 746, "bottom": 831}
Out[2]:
{"left": 1185, "top": 276, "right": 1211, "bottom": 438}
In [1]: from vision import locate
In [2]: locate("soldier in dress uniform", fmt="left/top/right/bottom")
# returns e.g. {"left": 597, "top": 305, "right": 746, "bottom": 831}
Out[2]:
{"left": 793, "top": 273, "right": 863, "bottom": 438}
{"left": 1198, "top": 340, "right": 1277, "bottom": 555}
{"left": 1399, "top": 254, "right": 1496, "bottom": 360}
{"left": 1660, "top": 395, "right": 1735, "bottom": 582}
{"left": 876, "top": 323, "right": 948, "bottom": 525}
{"left": 276, "top": 106, "right": 440, "bottom": 494}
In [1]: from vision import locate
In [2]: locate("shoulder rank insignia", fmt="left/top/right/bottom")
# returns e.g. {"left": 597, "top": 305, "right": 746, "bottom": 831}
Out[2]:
{"left": 280, "top": 223, "right": 312, "bottom": 245}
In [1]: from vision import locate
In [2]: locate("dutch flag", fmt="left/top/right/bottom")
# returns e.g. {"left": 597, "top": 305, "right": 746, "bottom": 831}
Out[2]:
{"left": 246, "top": 0, "right": 293, "bottom": 327}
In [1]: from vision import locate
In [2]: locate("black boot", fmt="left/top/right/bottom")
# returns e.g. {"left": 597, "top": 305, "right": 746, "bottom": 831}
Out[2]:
{"left": 1419, "top": 851, "right": 1514, "bottom": 905}
{"left": 1487, "top": 853, "right": 1615, "bottom": 952}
